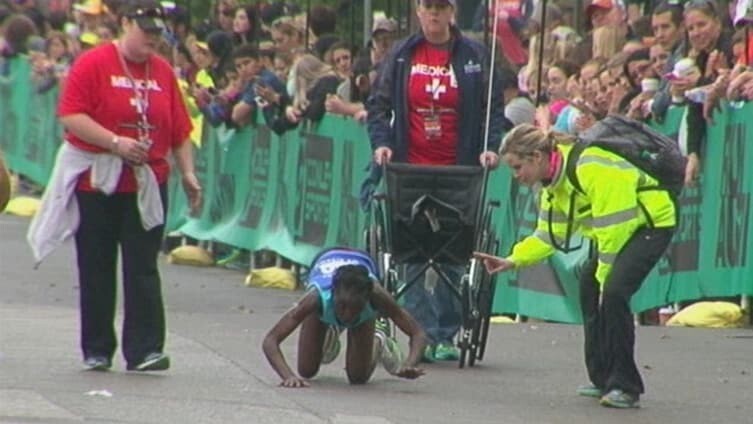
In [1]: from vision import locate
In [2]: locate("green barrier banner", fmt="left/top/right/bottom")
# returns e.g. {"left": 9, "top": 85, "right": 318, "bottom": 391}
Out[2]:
{"left": 173, "top": 116, "right": 371, "bottom": 266}
{"left": 3, "top": 57, "right": 753, "bottom": 323}
{"left": 1, "top": 59, "right": 65, "bottom": 186}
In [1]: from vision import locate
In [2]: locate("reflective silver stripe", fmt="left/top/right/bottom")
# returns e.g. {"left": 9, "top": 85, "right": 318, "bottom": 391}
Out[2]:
{"left": 599, "top": 252, "right": 617, "bottom": 265}
{"left": 577, "top": 155, "right": 633, "bottom": 171}
{"left": 580, "top": 154, "right": 656, "bottom": 187}
{"left": 539, "top": 209, "right": 569, "bottom": 224}
{"left": 592, "top": 208, "right": 637, "bottom": 228}
{"left": 533, "top": 229, "right": 566, "bottom": 245}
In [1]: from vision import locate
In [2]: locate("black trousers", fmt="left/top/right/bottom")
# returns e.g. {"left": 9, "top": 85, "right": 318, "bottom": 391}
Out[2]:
{"left": 579, "top": 227, "right": 674, "bottom": 395}
{"left": 74, "top": 185, "right": 167, "bottom": 366}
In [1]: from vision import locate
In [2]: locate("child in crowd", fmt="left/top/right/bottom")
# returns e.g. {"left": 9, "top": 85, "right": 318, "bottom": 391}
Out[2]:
{"left": 195, "top": 63, "right": 242, "bottom": 128}
{"left": 230, "top": 43, "right": 286, "bottom": 127}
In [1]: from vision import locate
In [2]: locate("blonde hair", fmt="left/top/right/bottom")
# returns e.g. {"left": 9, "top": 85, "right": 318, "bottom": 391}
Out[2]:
{"left": 500, "top": 124, "right": 574, "bottom": 158}
{"left": 592, "top": 26, "right": 625, "bottom": 60}
{"left": 552, "top": 31, "right": 580, "bottom": 62}
{"left": 292, "top": 54, "right": 337, "bottom": 110}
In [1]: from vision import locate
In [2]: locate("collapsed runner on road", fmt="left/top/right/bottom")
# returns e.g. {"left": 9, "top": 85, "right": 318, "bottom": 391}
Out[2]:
{"left": 262, "top": 247, "right": 427, "bottom": 387}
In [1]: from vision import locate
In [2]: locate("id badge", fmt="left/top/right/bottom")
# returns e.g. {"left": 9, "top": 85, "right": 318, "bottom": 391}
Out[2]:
{"left": 424, "top": 113, "right": 442, "bottom": 140}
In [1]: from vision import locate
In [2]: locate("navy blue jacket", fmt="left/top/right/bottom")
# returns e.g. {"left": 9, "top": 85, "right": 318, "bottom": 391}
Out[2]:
{"left": 366, "top": 27, "right": 507, "bottom": 165}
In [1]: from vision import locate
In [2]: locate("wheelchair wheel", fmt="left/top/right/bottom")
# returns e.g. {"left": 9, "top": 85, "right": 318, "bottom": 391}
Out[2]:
{"left": 458, "top": 272, "right": 484, "bottom": 368}
{"left": 467, "top": 274, "right": 489, "bottom": 367}
{"left": 475, "top": 275, "right": 497, "bottom": 361}
{"left": 367, "top": 225, "right": 383, "bottom": 275}
{"left": 457, "top": 275, "right": 474, "bottom": 368}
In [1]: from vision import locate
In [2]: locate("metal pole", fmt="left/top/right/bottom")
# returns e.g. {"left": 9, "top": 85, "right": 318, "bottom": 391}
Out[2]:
{"left": 364, "top": 0, "right": 372, "bottom": 48}
{"left": 535, "top": 0, "right": 548, "bottom": 107}
{"left": 305, "top": 0, "right": 311, "bottom": 50}
{"left": 484, "top": 0, "right": 490, "bottom": 46}
{"left": 351, "top": 0, "right": 358, "bottom": 48}
{"left": 483, "top": 0, "right": 501, "bottom": 153}
{"left": 405, "top": 0, "right": 411, "bottom": 36}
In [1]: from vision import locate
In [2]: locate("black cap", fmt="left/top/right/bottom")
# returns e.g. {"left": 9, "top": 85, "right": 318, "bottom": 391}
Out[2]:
{"left": 121, "top": 0, "right": 166, "bottom": 32}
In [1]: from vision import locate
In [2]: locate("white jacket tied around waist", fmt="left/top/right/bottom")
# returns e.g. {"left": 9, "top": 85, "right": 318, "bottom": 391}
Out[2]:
{"left": 27, "top": 142, "right": 163, "bottom": 266}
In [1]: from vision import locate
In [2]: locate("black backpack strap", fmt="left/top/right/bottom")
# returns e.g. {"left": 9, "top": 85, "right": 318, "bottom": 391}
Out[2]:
{"left": 565, "top": 142, "right": 587, "bottom": 195}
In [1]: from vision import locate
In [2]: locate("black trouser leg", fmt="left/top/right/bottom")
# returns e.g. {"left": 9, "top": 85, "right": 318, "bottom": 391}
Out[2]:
{"left": 579, "top": 256, "right": 607, "bottom": 389}
{"left": 601, "top": 227, "right": 674, "bottom": 395}
{"left": 75, "top": 190, "right": 120, "bottom": 360}
{"left": 121, "top": 186, "right": 167, "bottom": 365}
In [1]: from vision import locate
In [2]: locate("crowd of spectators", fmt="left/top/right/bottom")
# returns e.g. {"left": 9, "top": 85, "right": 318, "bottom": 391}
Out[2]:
{"left": 2, "top": 0, "right": 753, "bottom": 269}
{"left": 0, "top": 0, "right": 402, "bottom": 267}
{"left": 0, "top": 0, "right": 402, "bottom": 141}
{"left": 486, "top": 0, "right": 753, "bottom": 186}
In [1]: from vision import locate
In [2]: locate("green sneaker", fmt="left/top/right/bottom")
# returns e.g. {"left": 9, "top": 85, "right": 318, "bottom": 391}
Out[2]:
{"left": 374, "top": 324, "right": 403, "bottom": 375}
{"left": 600, "top": 389, "right": 640, "bottom": 409}
{"left": 433, "top": 342, "right": 459, "bottom": 361}
{"left": 421, "top": 345, "right": 435, "bottom": 363}
{"left": 321, "top": 326, "right": 340, "bottom": 364}
{"left": 374, "top": 319, "right": 391, "bottom": 337}
{"left": 576, "top": 384, "right": 603, "bottom": 398}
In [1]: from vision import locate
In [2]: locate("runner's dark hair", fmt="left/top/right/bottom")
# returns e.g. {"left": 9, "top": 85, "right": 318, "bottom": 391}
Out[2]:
{"left": 332, "top": 265, "right": 373, "bottom": 305}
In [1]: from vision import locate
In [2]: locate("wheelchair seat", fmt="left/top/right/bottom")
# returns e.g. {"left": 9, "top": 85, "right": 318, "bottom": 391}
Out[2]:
{"left": 384, "top": 163, "right": 485, "bottom": 265}
{"left": 366, "top": 162, "right": 500, "bottom": 368}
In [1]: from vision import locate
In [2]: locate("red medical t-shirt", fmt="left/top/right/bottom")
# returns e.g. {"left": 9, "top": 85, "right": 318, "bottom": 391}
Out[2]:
{"left": 407, "top": 41, "right": 459, "bottom": 165}
{"left": 58, "top": 42, "right": 192, "bottom": 192}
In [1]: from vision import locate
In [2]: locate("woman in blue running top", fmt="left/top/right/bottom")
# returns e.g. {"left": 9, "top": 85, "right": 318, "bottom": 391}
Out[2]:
{"left": 262, "top": 248, "right": 427, "bottom": 388}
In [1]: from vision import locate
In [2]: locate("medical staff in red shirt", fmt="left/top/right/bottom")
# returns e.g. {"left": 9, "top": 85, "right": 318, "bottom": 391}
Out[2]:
{"left": 55, "top": 0, "right": 200, "bottom": 372}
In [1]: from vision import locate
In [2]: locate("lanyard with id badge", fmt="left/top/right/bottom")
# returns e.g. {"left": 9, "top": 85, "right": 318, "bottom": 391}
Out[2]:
{"left": 421, "top": 64, "right": 455, "bottom": 141}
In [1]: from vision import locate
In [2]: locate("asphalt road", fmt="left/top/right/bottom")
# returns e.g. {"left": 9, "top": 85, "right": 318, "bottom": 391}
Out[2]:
{"left": 1, "top": 214, "right": 751, "bottom": 424}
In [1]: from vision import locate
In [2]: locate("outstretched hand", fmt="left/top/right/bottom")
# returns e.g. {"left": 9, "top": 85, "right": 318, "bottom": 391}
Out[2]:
{"left": 394, "top": 366, "right": 425, "bottom": 380}
{"left": 280, "top": 376, "right": 310, "bottom": 388}
{"left": 473, "top": 251, "right": 515, "bottom": 274}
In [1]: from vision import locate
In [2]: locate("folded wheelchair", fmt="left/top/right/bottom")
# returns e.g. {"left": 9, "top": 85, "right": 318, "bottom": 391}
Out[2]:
{"left": 365, "top": 163, "right": 500, "bottom": 368}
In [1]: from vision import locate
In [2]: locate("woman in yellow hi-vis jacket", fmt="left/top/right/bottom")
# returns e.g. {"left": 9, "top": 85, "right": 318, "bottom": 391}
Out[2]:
{"left": 475, "top": 124, "right": 676, "bottom": 409}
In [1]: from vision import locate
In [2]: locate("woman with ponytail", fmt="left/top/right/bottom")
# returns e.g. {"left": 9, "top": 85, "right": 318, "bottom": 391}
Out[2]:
{"left": 475, "top": 124, "right": 676, "bottom": 409}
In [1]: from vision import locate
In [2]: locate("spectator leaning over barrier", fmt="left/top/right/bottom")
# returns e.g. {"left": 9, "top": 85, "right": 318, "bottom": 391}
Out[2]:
{"left": 231, "top": 43, "right": 286, "bottom": 127}
{"left": 0, "top": 13, "right": 36, "bottom": 75}
{"left": 367, "top": 0, "right": 506, "bottom": 363}
{"left": 657, "top": 0, "right": 733, "bottom": 186}
{"left": 28, "top": 0, "right": 201, "bottom": 373}
{"left": 196, "top": 61, "right": 243, "bottom": 128}
{"left": 703, "top": 3, "right": 753, "bottom": 118}
{"left": 267, "top": 54, "right": 340, "bottom": 134}
{"left": 475, "top": 124, "right": 677, "bottom": 409}
{"left": 325, "top": 41, "right": 368, "bottom": 121}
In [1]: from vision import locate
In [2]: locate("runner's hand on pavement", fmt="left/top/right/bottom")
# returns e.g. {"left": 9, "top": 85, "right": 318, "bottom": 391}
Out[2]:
{"left": 280, "top": 376, "right": 310, "bottom": 388}
{"left": 395, "top": 366, "right": 425, "bottom": 379}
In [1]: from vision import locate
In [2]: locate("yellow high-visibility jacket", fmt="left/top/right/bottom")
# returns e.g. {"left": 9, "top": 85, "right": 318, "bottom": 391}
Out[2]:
{"left": 507, "top": 143, "right": 676, "bottom": 286}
